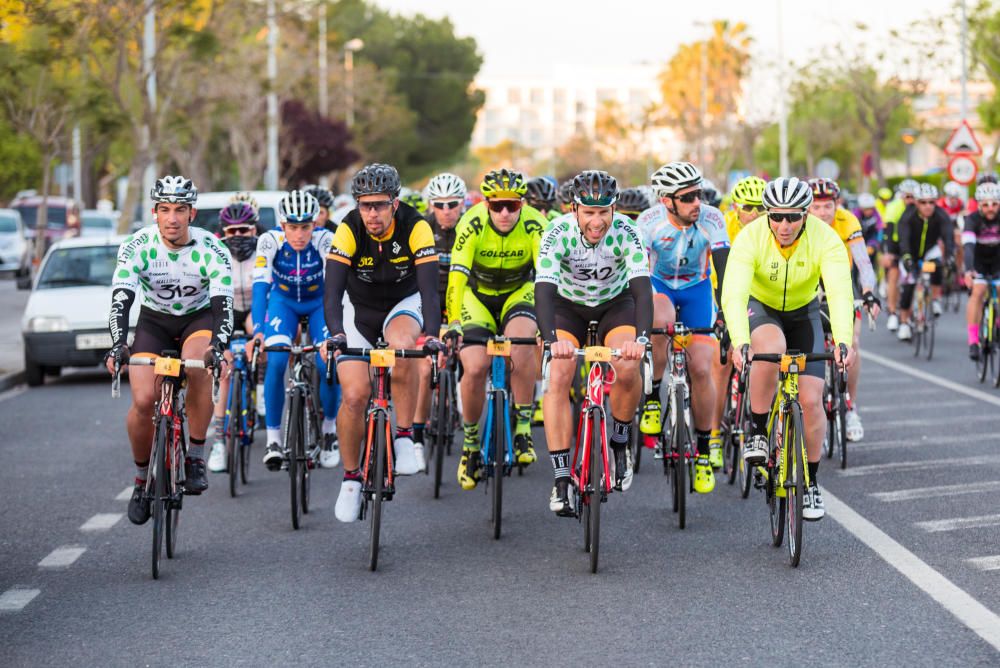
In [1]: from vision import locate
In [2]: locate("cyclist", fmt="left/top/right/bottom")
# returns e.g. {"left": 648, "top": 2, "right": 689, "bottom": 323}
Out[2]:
{"left": 535, "top": 170, "right": 652, "bottom": 515}
{"left": 557, "top": 179, "right": 575, "bottom": 214}
{"left": 616, "top": 187, "right": 652, "bottom": 220}
{"left": 253, "top": 191, "right": 340, "bottom": 470}
{"left": 636, "top": 161, "right": 730, "bottom": 494}
{"left": 883, "top": 179, "right": 918, "bottom": 332}
{"left": 940, "top": 181, "right": 966, "bottom": 220}
{"left": 104, "top": 175, "right": 233, "bottom": 525}
{"left": 448, "top": 168, "right": 546, "bottom": 491}
{"left": 400, "top": 188, "right": 428, "bottom": 216}
{"left": 964, "top": 182, "right": 1000, "bottom": 360}
{"left": 701, "top": 178, "right": 723, "bottom": 208}
{"left": 722, "top": 177, "right": 855, "bottom": 521}
{"left": 875, "top": 187, "right": 893, "bottom": 220}
{"left": 413, "top": 172, "right": 467, "bottom": 463}
{"left": 323, "top": 163, "right": 445, "bottom": 522}
{"left": 853, "top": 193, "right": 884, "bottom": 260}
{"left": 969, "top": 173, "right": 1000, "bottom": 214}
{"left": 305, "top": 185, "right": 336, "bottom": 231}
{"left": 330, "top": 193, "right": 355, "bottom": 226}
{"left": 897, "top": 183, "right": 954, "bottom": 341}
{"left": 808, "top": 178, "right": 880, "bottom": 441}
{"left": 526, "top": 176, "right": 561, "bottom": 222}
{"left": 208, "top": 202, "right": 260, "bottom": 473}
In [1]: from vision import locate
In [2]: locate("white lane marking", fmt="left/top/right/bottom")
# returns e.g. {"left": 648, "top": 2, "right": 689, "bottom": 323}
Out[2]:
{"left": 873, "top": 480, "right": 1000, "bottom": 502}
{"left": 0, "top": 386, "right": 26, "bottom": 404}
{"left": 79, "top": 513, "right": 123, "bottom": 531}
{"left": 38, "top": 546, "right": 87, "bottom": 568}
{"left": 861, "top": 400, "right": 973, "bottom": 413}
{"left": 0, "top": 587, "right": 40, "bottom": 612}
{"left": 861, "top": 349, "right": 1000, "bottom": 408}
{"left": 968, "top": 557, "right": 1000, "bottom": 572}
{"left": 824, "top": 488, "right": 1000, "bottom": 652}
{"left": 853, "top": 433, "right": 998, "bottom": 452}
{"left": 115, "top": 486, "right": 133, "bottom": 501}
{"left": 875, "top": 414, "right": 997, "bottom": 428}
{"left": 916, "top": 514, "right": 1000, "bottom": 533}
{"left": 838, "top": 454, "right": 1000, "bottom": 478}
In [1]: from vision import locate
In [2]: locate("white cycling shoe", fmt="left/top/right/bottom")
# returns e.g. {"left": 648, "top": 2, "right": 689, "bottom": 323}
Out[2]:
{"left": 334, "top": 480, "right": 362, "bottom": 522}
{"left": 207, "top": 441, "right": 227, "bottom": 473}
{"left": 394, "top": 437, "right": 420, "bottom": 475}
{"left": 846, "top": 409, "right": 864, "bottom": 442}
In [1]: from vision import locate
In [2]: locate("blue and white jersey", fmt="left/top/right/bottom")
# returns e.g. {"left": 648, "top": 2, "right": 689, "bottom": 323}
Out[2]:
{"left": 252, "top": 228, "right": 333, "bottom": 300}
{"left": 637, "top": 203, "right": 729, "bottom": 290}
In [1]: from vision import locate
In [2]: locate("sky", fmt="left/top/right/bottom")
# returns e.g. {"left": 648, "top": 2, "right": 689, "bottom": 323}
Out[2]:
{"left": 371, "top": 0, "right": 964, "bottom": 81}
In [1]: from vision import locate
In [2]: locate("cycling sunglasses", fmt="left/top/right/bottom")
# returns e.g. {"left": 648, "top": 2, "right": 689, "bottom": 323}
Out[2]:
{"left": 741, "top": 204, "right": 764, "bottom": 214}
{"left": 768, "top": 212, "right": 804, "bottom": 223}
{"left": 358, "top": 200, "right": 394, "bottom": 212}
{"left": 673, "top": 189, "right": 703, "bottom": 204}
{"left": 488, "top": 200, "right": 522, "bottom": 213}
{"left": 224, "top": 226, "right": 255, "bottom": 236}
{"left": 432, "top": 200, "right": 462, "bottom": 210}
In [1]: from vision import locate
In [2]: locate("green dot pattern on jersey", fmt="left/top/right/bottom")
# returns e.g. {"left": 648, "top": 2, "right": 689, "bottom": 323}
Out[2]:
{"left": 540, "top": 258, "right": 553, "bottom": 269}
{"left": 221, "top": 275, "right": 232, "bottom": 286}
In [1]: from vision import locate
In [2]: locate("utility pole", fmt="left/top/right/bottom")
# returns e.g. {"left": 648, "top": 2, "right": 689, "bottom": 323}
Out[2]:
{"left": 142, "top": 0, "right": 157, "bottom": 226}
{"left": 777, "top": 0, "right": 789, "bottom": 176}
{"left": 265, "top": 0, "right": 279, "bottom": 190}
{"left": 318, "top": 1, "right": 329, "bottom": 188}
{"left": 961, "top": 0, "right": 969, "bottom": 122}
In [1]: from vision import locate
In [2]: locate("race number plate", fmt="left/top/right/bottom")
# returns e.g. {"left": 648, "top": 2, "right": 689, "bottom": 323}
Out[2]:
{"left": 584, "top": 346, "right": 612, "bottom": 362}
{"left": 154, "top": 357, "right": 182, "bottom": 377}
{"left": 779, "top": 353, "right": 806, "bottom": 373}
{"left": 369, "top": 349, "right": 396, "bottom": 368}
{"left": 487, "top": 340, "right": 511, "bottom": 357}
{"left": 922, "top": 261, "right": 936, "bottom": 273}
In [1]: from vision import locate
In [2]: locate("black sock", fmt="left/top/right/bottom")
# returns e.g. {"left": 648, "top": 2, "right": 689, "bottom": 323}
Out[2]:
{"left": 808, "top": 461, "right": 819, "bottom": 486}
{"left": 413, "top": 422, "right": 425, "bottom": 445}
{"left": 611, "top": 417, "right": 630, "bottom": 452}
{"left": 646, "top": 380, "right": 662, "bottom": 404}
{"left": 549, "top": 449, "right": 570, "bottom": 480}
{"left": 696, "top": 429, "right": 711, "bottom": 456}
{"left": 751, "top": 412, "right": 769, "bottom": 435}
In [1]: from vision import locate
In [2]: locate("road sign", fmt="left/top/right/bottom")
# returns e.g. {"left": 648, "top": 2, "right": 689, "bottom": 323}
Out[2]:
{"left": 943, "top": 120, "right": 983, "bottom": 156}
{"left": 948, "top": 155, "right": 978, "bottom": 185}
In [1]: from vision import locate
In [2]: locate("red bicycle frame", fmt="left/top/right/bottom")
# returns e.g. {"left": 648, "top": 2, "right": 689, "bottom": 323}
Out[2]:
{"left": 572, "top": 360, "right": 616, "bottom": 498}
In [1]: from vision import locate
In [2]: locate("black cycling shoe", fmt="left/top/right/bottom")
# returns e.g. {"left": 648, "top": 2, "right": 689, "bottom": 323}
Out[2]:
{"left": 128, "top": 482, "right": 151, "bottom": 525}
{"left": 612, "top": 445, "right": 633, "bottom": 492}
{"left": 970, "top": 343, "right": 981, "bottom": 361}
{"left": 183, "top": 457, "right": 209, "bottom": 495}
{"left": 548, "top": 478, "right": 575, "bottom": 517}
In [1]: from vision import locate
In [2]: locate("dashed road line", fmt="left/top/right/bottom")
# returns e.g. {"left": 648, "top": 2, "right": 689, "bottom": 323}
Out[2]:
{"left": 115, "top": 486, "right": 133, "bottom": 501}
{"left": 871, "top": 480, "right": 1000, "bottom": 502}
{"left": 79, "top": 513, "right": 123, "bottom": 532}
{"left": 38, "top": 546, "right": 87, "bottom": 569}
{"left": 875, "top": 414, "right": 997, "bottom": 428}
{"left": 861, "top": 349, "right": 1000, "bottom": 408}
{"left": 861, "top": 400, "right": 973, "bottom": 413}
{"left": 968, "top": 556, "right": 1000, "bottom": 572}
{"left": 838, "top": 454, "right": 1000, "bottom": 478}
{"left": 916, "top": 514, "right": 1000, "bottom": 533}
{"left": 825, "top": 488, "right": 1000, "bottom": 653}
{"left": 853, "top": 433, "right": 998, "bottom": 452}
{"left": 0, "top": 587, "right": 40, "bottom": 612}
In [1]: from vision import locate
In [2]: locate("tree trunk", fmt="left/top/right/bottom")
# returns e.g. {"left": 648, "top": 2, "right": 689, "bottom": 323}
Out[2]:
{"left": 118, "top": 151, "right": 149, "bottom": 235}
{"left": 871, "top": 134, "right": 884, "bottom": 186}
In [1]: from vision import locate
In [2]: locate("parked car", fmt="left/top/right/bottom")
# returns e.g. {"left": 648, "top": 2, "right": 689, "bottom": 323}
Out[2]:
{"left": 190, "top": 191, "right": 285, "bottom": 235}
{"left": 80, "top": 209, "right": 120, "bottom": 238}
{"left": 20, "top": 235, "right": 135, "bottom": 386}
{"left": 9, "top": 194, "right": 81, "bottom": 250}
{"left": 0, "top": 208, "right": 31, "bottom": 277}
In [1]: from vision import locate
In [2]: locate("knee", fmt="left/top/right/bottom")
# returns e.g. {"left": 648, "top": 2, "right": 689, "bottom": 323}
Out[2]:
{"left": 340, "top": 388, "right": 369, "bottom": 413}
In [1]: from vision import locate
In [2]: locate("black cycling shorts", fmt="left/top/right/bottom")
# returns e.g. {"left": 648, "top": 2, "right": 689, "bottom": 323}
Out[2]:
{"left": 554, "top": 291, "right": 636, "bottom": 347}
{"left": 748, "top": 297, "right": 825, "bottom": 378}
{"left": 973, "top": 253, "right": 1000, "bottom": 279}
{"left": 132, "top": 306, "right": 213, "bottom": 357}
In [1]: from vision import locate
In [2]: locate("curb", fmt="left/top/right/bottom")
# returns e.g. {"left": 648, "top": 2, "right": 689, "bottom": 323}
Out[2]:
{"left": 0, "top": 371, "right": 25, "bottom": 393}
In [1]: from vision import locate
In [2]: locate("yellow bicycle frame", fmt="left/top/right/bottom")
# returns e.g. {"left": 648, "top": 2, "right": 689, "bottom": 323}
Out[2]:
{"left": 765, "top": 353, "right": 811, "bottom": 497}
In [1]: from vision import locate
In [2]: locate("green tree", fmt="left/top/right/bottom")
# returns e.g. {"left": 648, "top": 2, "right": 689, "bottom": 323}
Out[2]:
{"left": 971, "top": 1, "right": 1000, "bottom": 164}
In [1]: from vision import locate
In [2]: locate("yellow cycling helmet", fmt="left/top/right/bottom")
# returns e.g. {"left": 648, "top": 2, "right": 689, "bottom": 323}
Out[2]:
{"left": 480, "top": 168, "right": 527, "bottom": 199}
{"left": 731, "top": 175, "right": 767, "bottom": 207}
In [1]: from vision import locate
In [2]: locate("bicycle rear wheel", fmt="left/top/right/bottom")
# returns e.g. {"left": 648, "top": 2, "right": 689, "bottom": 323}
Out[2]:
{"left": 786, "top": 404, "right": 806, "bottom": 567}
{"left": 588, "top": 409, "right": 603, "bottom": 574}
{"left": 491, "top": 392, "right": 505, "bottom": 540}
{"left": 151, "top": 416, "right": 168, "bottom": 579}
{"left": 369, "top": 411, "right": 387, "bottom": 571}
{"left": 227, "top": 372, "right": 241, "bottom": 497}
{"left": 286, "top": 391, "right": 301, "bottom": 530}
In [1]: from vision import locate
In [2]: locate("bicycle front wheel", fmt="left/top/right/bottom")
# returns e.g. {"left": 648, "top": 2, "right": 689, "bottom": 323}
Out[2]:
{"left": 369, "top": 411, "right": 387, "bottom": 572}
{"left": 151, "top": 416, "right": 169, "bottom": 579}
{"left": 768, "top": 415, "right": 786, "bottom": 548}
{"left": 299, "top": 404, "right": 310, "bottom": 515}
{"left": 673, "top": 412, "right": 689, "bottom": 529}
{"left": 227, "top": 371, "right": 242, "bottom": 497}
{"left": 589, "top": 409, "right": 603, "bottom": 574}
{"left": 912, "top": 291, "right": 924, "bottom": 357}
{"left": 977, "top": 307, "right": 991, "bottom": 382}
{"left": 925, "top": 296, "right": 936, "bottom": 360}
{"left": 286, "top": 391, "right": 301, "bottom": 530}
{"left": 491, "top": 392, "right": 505, "bottom": 540}
{"left": 431, "top": 372, "right": 449, "bottom": 499}
{"left": 786, "top": 404, "right": 806, "bottom": 567}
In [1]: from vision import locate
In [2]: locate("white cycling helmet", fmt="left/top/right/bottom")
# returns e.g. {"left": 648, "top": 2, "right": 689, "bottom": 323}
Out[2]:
{"left": 897, "top": 178, "right": 920, "bottom": 197}
{"left": 943, "top": 180, "right": 964, "bottom": 199}
{"left": 976, "top": 182, "right": 1000, "bottom": 203}
{"left": 424, "top": 172, "right": 467, "bottom": 201}
{"left": 279, "top": 190, "right": 320, "bottom": 223}
{"left": 151, "top": 175, "right": 197, "bottom": 205}
{"left": 857, "top": 193, "right": 877, "bottom": 209}
{"left": 651, "top": 161, "right": 702, "bottom": 197}
{"left": 915, "top": 183, "right": 939, "bottom": 200}
{"left": 762, "top": 177, "right": 813, "bottom": 211}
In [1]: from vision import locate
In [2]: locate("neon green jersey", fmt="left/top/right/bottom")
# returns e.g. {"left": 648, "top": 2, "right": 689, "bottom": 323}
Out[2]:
{"left": 721, "top": 215, "right": 854, "bottom": 348}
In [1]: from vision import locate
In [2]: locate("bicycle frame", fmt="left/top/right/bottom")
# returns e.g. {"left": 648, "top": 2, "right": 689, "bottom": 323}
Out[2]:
{"left": 362, "top": 357, "right": 395, "bottom": 498}
{"left": 224, "top": 335, "right": 256, "bottom": 453}
{"left": 482, "top": 350, "right": 515, "bottom": 478}
{"left": 766, "top": 354, "right": 811, "bottom": 495}
{"left": 572, "top": 354, "right": 615, "bottom": 506}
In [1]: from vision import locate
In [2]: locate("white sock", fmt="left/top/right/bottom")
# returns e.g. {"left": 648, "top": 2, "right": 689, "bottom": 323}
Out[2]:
{"left": 266, "top": 427, "right": 281, "bottom": 446}
{"left": 323, "top": 417, "right": 336, "bottom": 435}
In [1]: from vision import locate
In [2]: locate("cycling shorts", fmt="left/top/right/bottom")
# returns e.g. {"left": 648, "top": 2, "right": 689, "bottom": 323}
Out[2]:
{"left": 651, "top": 276, "right": 714, "bottom": 330}
{"left": 342, "top": 291, "right": 422, "bottom": 350}
{"left": 553, "top": 291, "right": 635, "bottom": 347}
{"left": 460, "top": 281, "right": 535, "bottom": 341}
{"left": 747, "top": 297, "right": 825, "bottom": 378}
{"left": 131, "top": 306, "right": 212, "bottom": 357}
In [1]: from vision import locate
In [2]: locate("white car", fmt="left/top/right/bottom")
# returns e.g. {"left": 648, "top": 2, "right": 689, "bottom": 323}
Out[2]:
{"left": 80, "top": 209, "right": 120, "bottom": 238}
{"left": 0, "top": 208, "right": 30, "bottom": 276}
{"left": 20, "top": 235, "right": 136, "bottom": 386}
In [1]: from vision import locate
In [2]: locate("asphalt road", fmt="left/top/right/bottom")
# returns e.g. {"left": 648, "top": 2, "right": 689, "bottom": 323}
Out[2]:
{"left": 0, "top": 277, "right": 29, "bottom": 375}
{"left": 2, "top": 299, "right": 1000, "bottom": 666}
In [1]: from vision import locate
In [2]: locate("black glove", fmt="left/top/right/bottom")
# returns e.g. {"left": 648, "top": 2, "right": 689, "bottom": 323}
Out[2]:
{"left": 104, "top": 343, "right": 130, "bottom": 368}
{"left": 327, "top": 333, "right": 347, "bottom": 354}
{"left": 862, "top": 291, "right": 881, "bottom": 310}
{"left": 422, "top": 335, "right": 447, "bottom": 356}
{"left": 902, "top": 254, "right": 915, "bottom": 273}
{"left": 714, "top": 310, "right": 726, "bottom": 335}
{"left": 203, "top": 343, "right": 226, "bottom": 370}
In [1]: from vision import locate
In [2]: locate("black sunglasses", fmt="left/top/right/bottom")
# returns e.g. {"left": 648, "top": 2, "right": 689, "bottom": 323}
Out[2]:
{"left": 358, "top": 200, "right": 394, "bottom": 212}
{"left": 488, "top": 200, "right": 522, "bottom": 213}
{"left": 674, "top": 189, "right": 703, "bottom": 204}
{"left": 768, "top": 212, "right": 804, "bottom": 223}
{"left": 432, "top": 200, "right": 462, "bottom": 210}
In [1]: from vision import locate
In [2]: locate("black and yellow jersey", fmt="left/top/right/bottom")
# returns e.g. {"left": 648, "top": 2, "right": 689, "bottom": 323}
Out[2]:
{"left": 327, "top": 202, "right": 437, "bottom": 311}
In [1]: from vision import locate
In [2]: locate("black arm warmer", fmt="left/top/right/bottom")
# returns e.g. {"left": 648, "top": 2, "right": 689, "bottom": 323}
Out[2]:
{"left": 941, "top": 214, "right": 956, "bottom": 256}
{"left": 416, "top": 261, "right": 442, "bottom": 336}
{"left": 964, "top": 242, "right": 976, "bottom": 265}
{"left": 323, "top": 258, "right": 349, "bottom": 336}
{"left": 535, "top": 281, "right": 558, "bottom": 343}
{"left": 629, "top": 277, "right": 653, "bottom": 339}
{"left": 898, "top": 209, "right": 914, "bottom": 258}
{"left": 108, "top": 288, "right": 135, "bottom": 348}
{"left": 210, "top": 294, "right": 234, "bottom": 349}
{"left": 710, "top": 247, "right": 729, "bottom": 305}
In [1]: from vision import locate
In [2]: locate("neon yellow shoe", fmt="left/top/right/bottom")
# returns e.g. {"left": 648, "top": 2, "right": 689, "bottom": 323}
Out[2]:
{"left": 708, "top": 431, "right": 724, "bottom": 470}
{"left": 693, "top": 455, "right": 715, "bottom": 494}
{"left": 531, "top": 398, "right": 544, "bottom": 426}
{"left": 514, "top": 434, "right": 537, "bottom": 465}
{"left": 457, "top": 449, "right": 482, "bottom": 490}
{"left": 639, "top": 400, "right": 662, "bottom": 435}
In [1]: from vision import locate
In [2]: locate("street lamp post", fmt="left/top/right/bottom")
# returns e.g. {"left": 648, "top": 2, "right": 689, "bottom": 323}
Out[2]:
{"left": 901, "top": 128, "right": 918, "bottom": 176}
{"left": 344, "top": 38, "right": 363, "bottom": 129}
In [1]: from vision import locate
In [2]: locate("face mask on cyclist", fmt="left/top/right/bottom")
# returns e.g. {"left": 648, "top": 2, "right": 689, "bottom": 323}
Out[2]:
{"left": 223, "top": 234, "right": 258, "bottom": 262}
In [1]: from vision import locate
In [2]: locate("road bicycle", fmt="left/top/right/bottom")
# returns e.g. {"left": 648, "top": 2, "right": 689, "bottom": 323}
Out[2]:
{"left": 911, "top": 259, "right": 937, "bottom": 360}
{"left": 224, "top": 331, "right": 259, "bottom": 497}
{"left": 974, "top": 274, "right": 1000, "bottom": 387}
{"left": 425, "top": 333, "right": 460, "bottom": 499}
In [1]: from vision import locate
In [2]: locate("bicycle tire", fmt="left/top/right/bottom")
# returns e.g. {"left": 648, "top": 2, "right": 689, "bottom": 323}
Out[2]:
{"left": 492, "top": 391, "right": 505, "bottom": 540}
{"left": 432, "top": 371, "right": 449, "bottom": 499}
{"left": 227, "top": 371, "right": 241, "bottom": 497}
{"left": 926, "top": 296, "right": 936, "bottom": 360}
{"left": 631, "top": 414, "right": 642, "bottom": 475}
{"left": 768, "top": 414, "right": 786, "bottom": 547}
{"left": 836, "top": 395, "right": 848, "bottom": 470}
{"left": 824, "top": 363, "right": 835, "bottom": 459}
{"left": 912, "top": 289, "right": 924, "bottom": 357}
{"left": 674, "top": 403, "right": 689, "bottom": 530}
{"left": 589, "top": 408, "right": 603, "bottom": 574}
{"left": 299, "top": 405, "right": 310, "bottom": 516}
{"left": 977, "top": 306, "right": 990, "bottom": 382}
{"left": 286, "top": 391, "right": 301, "bottom": 530}
{"left": 993, "top": 314, "right": 1000, "bottom": 388}
{"left": 786, "top": 404, "right": 806, "bottom": 567}
{"left": 725, "top": 373, "right": 739, "bottom": 485}
{"left": 369, "top": 411, "right": 386, "bottom": 571}
{"left": 151, "top": 416, "right": 168, "bottom": 580}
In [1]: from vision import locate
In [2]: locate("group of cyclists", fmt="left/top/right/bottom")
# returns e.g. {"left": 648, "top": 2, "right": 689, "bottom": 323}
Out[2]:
{"left": 105, "top": 154, "right": 1000, "bottom": 537}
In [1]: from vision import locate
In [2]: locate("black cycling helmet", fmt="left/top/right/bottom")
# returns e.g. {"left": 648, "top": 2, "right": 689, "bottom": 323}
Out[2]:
{"left": 571, "top": 170, "right": 619, "bottom": 207}
{"left": 977, "top": 172, "right": 999, "bottom": 186}
{"left": 304, "top": 185, "right": 334, "bottom": 209}
{"left": 701, "top": 178, "right": 722, "bottom": 207}
{"left": 617, "top": 187, "right": 651, "bottom": 213}
{"left": 557, "top": 179, "right": 575, "bottom": 207}
{"left": 351, "top": 163, "right": 401, "bottom": 199}
{"left": 526, "top": 177, "right": 557, "bottom": 208}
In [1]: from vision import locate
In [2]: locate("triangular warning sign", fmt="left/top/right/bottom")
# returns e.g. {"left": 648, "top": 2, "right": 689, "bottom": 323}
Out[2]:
{"left": 944, "top": 120, "right": 983, "bottom": 156}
